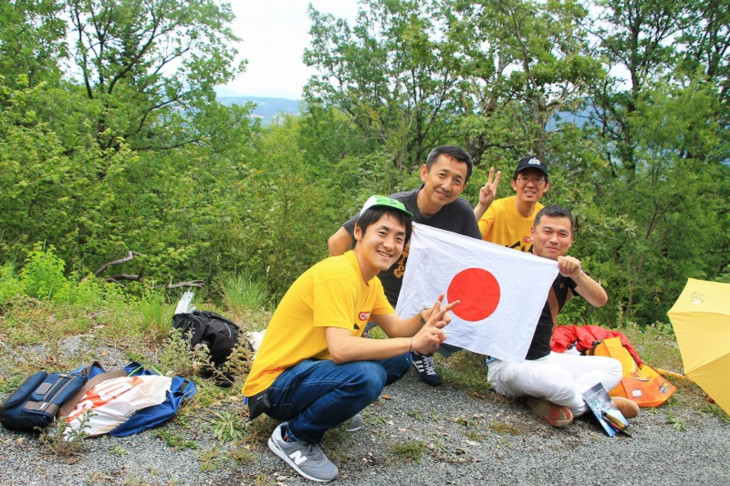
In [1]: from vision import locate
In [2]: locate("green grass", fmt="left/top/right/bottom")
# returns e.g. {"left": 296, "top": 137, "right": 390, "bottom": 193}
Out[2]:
{"left": 389, "top": 440, "right": 427, "bottom": 462}
{"left": 615, "top": 320, "right": 684, "bottom": 375}
{"left": 218, "top": 273, "right": 268, "bottom": 314}
{"left": 156, "top": 429, "right": 198, "bottom": 450}
{"left": 436, "top": 350, "right": 489, "bottom": 395}
{"left": 489, "top": 422, "right": 524, "bottom": 435}
{"left": 138, "top": 290, "right": 173, "bottom": 338}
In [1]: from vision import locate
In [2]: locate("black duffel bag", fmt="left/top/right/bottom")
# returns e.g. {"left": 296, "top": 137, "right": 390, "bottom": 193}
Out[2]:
{"left": 172, "top": 310, "right": 241, "bottom": 370}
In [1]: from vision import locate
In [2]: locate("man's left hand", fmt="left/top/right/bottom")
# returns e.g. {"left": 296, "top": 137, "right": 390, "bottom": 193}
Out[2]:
{"left": 478, "top": 167, "right": 501, "bottom": 208}
{"left": 412, "top": 296, "right": 458, "bottom": 354}
{"left": 557, "top": 255, "right": 582, "bottom": 278}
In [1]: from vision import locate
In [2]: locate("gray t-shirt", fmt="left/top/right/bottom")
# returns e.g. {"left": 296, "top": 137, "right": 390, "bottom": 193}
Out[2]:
{"left": 343, "top": 186, "right": 481, "bottom": 306}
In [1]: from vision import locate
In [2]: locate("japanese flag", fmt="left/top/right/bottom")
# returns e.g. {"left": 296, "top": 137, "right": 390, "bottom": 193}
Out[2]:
{"left": 396, "top": 223, "right": 559, "bottom": 362}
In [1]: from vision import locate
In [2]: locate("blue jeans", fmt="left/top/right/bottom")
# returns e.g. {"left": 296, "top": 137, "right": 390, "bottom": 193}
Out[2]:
{"left": 266, "top": 354, "right": 411, "bottom": 444}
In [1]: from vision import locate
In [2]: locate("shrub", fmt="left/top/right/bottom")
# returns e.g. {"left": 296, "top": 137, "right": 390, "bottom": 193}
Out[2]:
{"left": 0, "top": 263, "right": 24, "bottom": 304}
{"left": 20, "top": 243, "right": 67, "bottom": 300}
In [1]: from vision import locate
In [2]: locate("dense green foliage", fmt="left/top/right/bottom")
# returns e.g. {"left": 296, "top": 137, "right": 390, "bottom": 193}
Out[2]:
{"left": 0, "top": 0, "right": 727, "bottom": 326}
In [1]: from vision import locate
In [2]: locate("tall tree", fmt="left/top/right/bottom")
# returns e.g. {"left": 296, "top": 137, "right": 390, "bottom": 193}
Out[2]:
{"left": 0, "top": 0, "right": 261, "bottom": 290}
{"left": 588, "top": 0, "right": 688, "bottom": 176}
{"left": 66, "top": 0, "right": 244, "bottom": 151}
{"left": 676, "top": 0, "right": 729, "bottom": 94}
{"left": 303, "top": 0, "right": 461, "bottom": 170}
{"left": 448, "top": 0, "right": 600, "bottom": 164}
{"left": 580, "top": 0, "right": 730, "bottom": 321}
{"left": 0, "top": 0, "right": 66, "bottom": 89}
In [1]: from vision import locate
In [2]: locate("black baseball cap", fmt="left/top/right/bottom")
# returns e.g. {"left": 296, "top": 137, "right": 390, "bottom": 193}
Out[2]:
{"left": 514, "top": 155, "right": 549, "bottom": 180}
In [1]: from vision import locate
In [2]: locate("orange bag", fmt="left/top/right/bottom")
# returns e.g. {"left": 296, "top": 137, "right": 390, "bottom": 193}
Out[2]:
{"left": 588, "top": 337, "right": 676, "bottom": 407}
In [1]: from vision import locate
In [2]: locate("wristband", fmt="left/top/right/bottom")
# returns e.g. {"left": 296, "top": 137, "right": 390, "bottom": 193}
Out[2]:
{"left": 418, "top": 307, "right": 428, "bottom": 325}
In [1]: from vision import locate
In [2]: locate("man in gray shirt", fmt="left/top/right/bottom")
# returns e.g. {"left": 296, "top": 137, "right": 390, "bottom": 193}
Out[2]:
{"left": 328, "top": 145, "right": 482, "bottom": 386}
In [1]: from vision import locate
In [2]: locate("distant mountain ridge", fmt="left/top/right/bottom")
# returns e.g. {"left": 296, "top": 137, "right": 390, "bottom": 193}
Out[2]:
{"left": 215, "top": 90, "right": 590, "bottom": 129}
{"left": 217, "top": 95, "right": 301, "bottom": 125}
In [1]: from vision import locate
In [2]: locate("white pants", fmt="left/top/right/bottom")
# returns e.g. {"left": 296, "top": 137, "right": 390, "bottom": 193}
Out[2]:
{"left": 487, "top": 352, "right": 622, "bottom": 416}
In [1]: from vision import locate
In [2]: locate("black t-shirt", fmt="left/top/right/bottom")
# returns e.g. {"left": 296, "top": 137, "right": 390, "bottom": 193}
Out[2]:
{"left": 343, "top": 186, "right": 482, "bottom": 306}
{"left": 525, "top": 274, "right": 578, "bottom": 360}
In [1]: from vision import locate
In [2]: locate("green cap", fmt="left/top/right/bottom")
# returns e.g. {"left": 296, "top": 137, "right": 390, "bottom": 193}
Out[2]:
{"left": 359, "top": 195, "right": 413, "bottom": 219}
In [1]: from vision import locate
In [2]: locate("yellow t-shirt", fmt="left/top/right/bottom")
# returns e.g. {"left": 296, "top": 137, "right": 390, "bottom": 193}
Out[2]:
{"left": 242, "top": 251, "right": 394, "bottom": 397}
{"left": 478, "top": 196, "right": 543, "bottom": 252}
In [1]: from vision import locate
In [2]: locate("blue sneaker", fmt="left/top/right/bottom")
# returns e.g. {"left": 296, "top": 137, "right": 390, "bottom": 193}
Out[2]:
{"left": 268, "top": 423, "right": 339, "bottom": 482}
{"left": 411, "top": 352, "right": 442, "bottom": 386}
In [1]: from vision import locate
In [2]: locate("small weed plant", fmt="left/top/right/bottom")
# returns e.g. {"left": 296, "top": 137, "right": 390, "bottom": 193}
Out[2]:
{"left": 207, "top": 410, "right": 250, "bottom": 442}
{"left": 110, "top": 445, "right": 126, "bottom": 457}
{"left": 222, "top": 340, "right": 256, "bottom": 386}
{"left": 38, "top": 413, "right": 92, "bottom": 458}
{"left": 664, "top": 411, "right": 689, "bottom": 431}
{"left": 701, "top": 402, "right": 730, "bottom": 424}
{"left": 489, "top": 422, "right": 523, "bottom": 435}
{"left": 227, "top": 448, "right": 254, "bottom": 465}
{"left": 251, "top": 473, "right": 277, "bottom": 486}
{"left": 158, "top": 328, "right": 201, "bottom": 378}
{"left": 245, "top": 416, "right": 279, "bottom": 444}
{"left": 199, "top": 447, "right": 225, "bottom": 472}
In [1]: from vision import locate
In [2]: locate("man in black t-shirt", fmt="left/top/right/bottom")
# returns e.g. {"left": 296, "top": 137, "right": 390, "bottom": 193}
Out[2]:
{"left": 486, "top": 205, "right": 638, "bottom": 427}
{"left": 328, "top": 146, "right": 481, "bottom": 386}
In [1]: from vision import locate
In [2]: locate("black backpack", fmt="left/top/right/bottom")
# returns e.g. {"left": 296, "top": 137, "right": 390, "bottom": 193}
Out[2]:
{"left": 171, "top": 311, "right": 240, "bottom": 368}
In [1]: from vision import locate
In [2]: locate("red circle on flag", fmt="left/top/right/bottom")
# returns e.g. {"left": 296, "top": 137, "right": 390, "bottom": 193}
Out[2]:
{"left": 447, "top": 268, "right": 500, "bottom": 322}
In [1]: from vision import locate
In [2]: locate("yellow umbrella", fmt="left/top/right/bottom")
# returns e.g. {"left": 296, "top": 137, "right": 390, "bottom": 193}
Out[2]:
{"left": 667, "top": 278, "right": 730, "bottom": 415}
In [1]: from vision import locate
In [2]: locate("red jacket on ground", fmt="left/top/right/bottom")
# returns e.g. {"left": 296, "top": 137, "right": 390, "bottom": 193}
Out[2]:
{"left": 551, "top": 325, "right": 643, "bottom": 365}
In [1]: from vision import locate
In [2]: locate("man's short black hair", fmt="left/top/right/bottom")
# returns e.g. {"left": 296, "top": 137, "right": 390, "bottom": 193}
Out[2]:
{"left": 357, "top": 206, "right": 413, "bottom": 245}
{"left": 425, "top": 145, "right": 473, "bottom": 182}
{"left": 534, "top": 205, "right": 574, "bottom": 232}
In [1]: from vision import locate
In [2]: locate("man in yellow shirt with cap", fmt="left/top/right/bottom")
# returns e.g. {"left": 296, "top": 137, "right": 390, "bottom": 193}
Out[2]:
{"left": 244, "top": 195, "right": 457, "bottom": 483}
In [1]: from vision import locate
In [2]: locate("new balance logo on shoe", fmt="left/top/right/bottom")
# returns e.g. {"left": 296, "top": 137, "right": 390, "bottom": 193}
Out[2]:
{"left": 289, "top": 450, "right": 307, "bottom": 466}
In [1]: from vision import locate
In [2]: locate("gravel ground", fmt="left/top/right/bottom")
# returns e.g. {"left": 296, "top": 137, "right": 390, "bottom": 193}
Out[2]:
{"left": 1, "top": 354, "right": 729, "bottom": 486}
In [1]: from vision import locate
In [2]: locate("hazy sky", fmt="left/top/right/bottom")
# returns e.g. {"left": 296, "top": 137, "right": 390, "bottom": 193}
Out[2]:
{"left": 222, "top": 1, "right": 360, "bottom": 99}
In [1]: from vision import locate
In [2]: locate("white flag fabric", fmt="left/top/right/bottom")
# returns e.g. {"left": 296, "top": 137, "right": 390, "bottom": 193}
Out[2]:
{"left": 396, "top": 223, "right": 559, "bottom": 362}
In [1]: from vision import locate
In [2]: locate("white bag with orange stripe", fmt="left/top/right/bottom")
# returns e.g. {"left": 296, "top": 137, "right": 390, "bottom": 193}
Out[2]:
{"left": 64, "top": 375, "right": 171, "bottom": 438}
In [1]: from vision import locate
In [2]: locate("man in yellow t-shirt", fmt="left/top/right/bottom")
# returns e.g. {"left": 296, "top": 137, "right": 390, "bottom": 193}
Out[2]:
{"left": 243, "top": 195, "right": 457, "bottom": 483}
{"left": 473, "top": 155, "right": 551, "bottom": 252}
